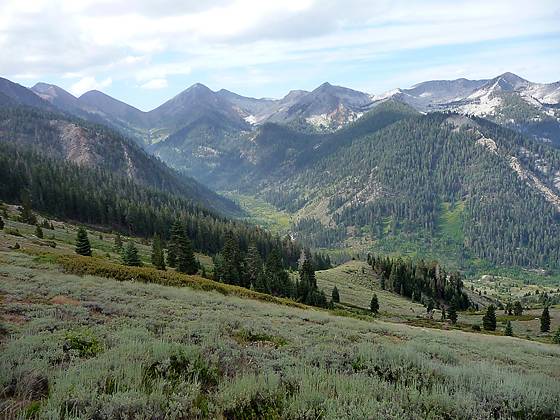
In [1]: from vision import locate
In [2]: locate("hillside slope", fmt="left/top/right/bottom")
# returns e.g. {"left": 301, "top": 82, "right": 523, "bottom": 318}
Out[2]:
{"left": 0, "top": 105, "right": 239, "bottom": 216}
{"left": 1, "top": 241, "right": 559, "bottom": 418}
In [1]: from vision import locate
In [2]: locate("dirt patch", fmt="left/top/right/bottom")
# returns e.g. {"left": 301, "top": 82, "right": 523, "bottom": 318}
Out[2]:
{"left": 51, "top": 295, "right": 80, "bottom": 306}
{"left": 2, "top": 313, "right": 29, "bottom": 325}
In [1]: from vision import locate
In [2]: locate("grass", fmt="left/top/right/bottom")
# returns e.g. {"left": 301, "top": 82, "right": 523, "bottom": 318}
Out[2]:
{"left": 1, "top": 250, "right": 559, "bottom": 419}
{"left": 316, "top": 260, "right": 428, "bottom": 319}
{"left": 438, "top": 201, "right": 465, "bottom": 244}
{"left": 223, "top": 192, "right": 293, "bottom": 234}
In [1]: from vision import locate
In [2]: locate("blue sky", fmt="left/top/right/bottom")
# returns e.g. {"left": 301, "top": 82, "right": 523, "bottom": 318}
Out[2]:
{"left": 1, "top": 0, "right": 559, "bottom": 111}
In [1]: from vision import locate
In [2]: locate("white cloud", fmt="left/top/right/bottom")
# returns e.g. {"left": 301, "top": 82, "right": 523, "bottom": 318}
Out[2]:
{"left": 70, "top": 76, "right": 113, "bottom": 96}
{"left": 0, "top": 0, "right": 559, "bottom": 100}
{"left": 140, "top": 78, "right": 168, "bottom": 89}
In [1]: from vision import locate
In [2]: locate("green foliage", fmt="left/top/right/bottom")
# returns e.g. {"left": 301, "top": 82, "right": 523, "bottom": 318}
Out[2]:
{"left": 53, "top": 253, "right": 306, "bottom": 308}
{"left": 232, "top": 329, "right": 288, "bottom": 348}
{"left": 483, "top": 305, "right": 497, "bottom": 331}
{"left": 447, "top": 303, "right": 458, "bottom": 324}
{"left": 64, "top": 329, "right": 103, "bottom": 357}
{"left": 553, "top": 327, "right": 560, "bottom": 344}
{"left": 513, "top": 301, "right": 524, "bottom": 316}
{"left": 540, "top": 307, "right": 551, "bottom": 333}
{"left": 504, "top": 321, "right": 513, "bottom": 336}
{"left": 150, "top": 234, "right": 166, "bottom": 270}
{"left": 370, "top": 294, "right": 379, "bottom": 314}
{"left": 35, "top": 224, "right": 43, "bottom": 239}
{"left": 0, "top": 215, "right": 4, "bottom": 230}
{"left": 75, "top": 226, "right": 92, "bottom": 257}
{"left": 18, "top": 191, "right": 37, "bottom": 225}
{"left": 331, "top": 286, "right": 340, "bottom": 303}
{"left": 114, "top": 233, "right": 123, "bottom": 252}
{"left": 122, "top": 241, "right": 142, "bottom": 267}
{"left": 370, "top": 255, "right": 470, "bottom": 309}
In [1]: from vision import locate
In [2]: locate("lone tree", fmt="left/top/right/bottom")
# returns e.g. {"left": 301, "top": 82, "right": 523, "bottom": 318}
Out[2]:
{"left": 504, "top": 320, "right": 513, "bottom": 336}
{"left": 331, "top": 286, "right": 340, "bottom": 304}
{"left": 553, "top": 327, "right": 560, "bottom": 344}
{"left": 35, "top": 224, "right": 43, "bottom": 239}
{"left": 482, "top": 305, "right": 497, "bottom": 331}
{"left": 513, "top": 301, "right": 523, "bottom": 316}
{"left": 75, "top": 226, "right": 92, "bottom": 256}
{"left": 370, "top": 293, "right": 379, "bottom": 314}
{"left": 18, "top": 192, "right": 37, "bottom": 225}
{"left": 447, "top": 303, "right": 458, "bottom": 324}
{"left": 151, "top": 234, "right": 166, "bottom": 270}
{"left": 0, "top": 215, "right": 4, "bottom": 230}
{"left": 122, "top": 241, "right": 142, "bottom": 266}
{"left": 540, "top": 307, "right": 551, "bottom": 333}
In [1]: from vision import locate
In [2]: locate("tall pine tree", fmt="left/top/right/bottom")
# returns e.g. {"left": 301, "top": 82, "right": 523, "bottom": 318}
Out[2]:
{"left": 370, "top": 293, "right": 379, "bottom": 314}
{"left": 151, "top": 234, "right": 166, "bottom": 270}
{"left": 122, "top": 241, "right": 142, "bottom": 266}
{"left": 75, "top": 226, "right": 92, "bottom": 256}
{"left": 540, "top": 307, "right": 551, "bottom": 333}
{"left": 482, "top": 305, "right": 497, "bottom": 331}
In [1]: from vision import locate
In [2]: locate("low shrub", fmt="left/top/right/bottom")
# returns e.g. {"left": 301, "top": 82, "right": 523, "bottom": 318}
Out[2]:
{"left": 63, "top": 329, "right": 103, "bottom": 358}
{"left": 53, "top": 254, "right": 307, "bottom": 309}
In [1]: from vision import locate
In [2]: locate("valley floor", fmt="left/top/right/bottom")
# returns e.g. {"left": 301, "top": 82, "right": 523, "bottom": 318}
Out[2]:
{"left": 1, "top": 238, "right": 560, "bottom": 418}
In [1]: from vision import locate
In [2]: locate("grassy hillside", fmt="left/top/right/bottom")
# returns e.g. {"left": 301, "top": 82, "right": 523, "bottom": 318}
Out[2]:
{"left": 2, "top": 247, "right": 560, "bottom": 419}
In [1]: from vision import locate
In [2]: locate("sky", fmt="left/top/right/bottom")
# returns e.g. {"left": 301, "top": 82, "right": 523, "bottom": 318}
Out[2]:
{"left": 1, "top": 0, "right": 559, "bottom": 111}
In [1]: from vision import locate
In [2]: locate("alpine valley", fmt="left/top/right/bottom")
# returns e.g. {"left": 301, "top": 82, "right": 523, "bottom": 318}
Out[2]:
{"left": 1, "top": 72, "right": 560, "bottom": 277}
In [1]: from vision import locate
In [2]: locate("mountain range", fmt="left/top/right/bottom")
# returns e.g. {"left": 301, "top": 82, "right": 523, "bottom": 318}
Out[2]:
{"left": 1, "top": 72, "right": 560, "bottom": 272}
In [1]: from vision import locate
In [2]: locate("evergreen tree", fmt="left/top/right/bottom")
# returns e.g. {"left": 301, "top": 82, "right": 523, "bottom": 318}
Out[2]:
{"left": 114, "top": 233, "right": 123, "bottom": 252}
{"left": 245, "top": 244, "right": 263, "bottom": 289}
{"left": 216, "top": 231, "right": 243, "bottom": 286}
{"left": 370, "top": 293, "right": 379, "bottom": 314}
{"left": 122, "top": 241, "right": 142, "bottom": 266}
{"left": 298, "top": 258, "right": 321, "bottom": 305}
{"left": 553, "top": 327, "right": 560, "bottom": 344}
{"left": 482, "top": 305, "right": 497, "bottom": 331}
{"left": 441, "top": 307, "right": 446, "bottom": 321}
{"left": 166, "top": 221, "right": 183, "bottom": 268}
{"left": 504, "top": 320, "right": 513, "bottom": 336}
{"left": 75, "top": 226, "right": 92, "bottom": 256}
{"left": 513, "top": 301, "right": 523, "bottom": 316}
{"left": 447, "top": 303, "right": 458, "bottom": 324}
{"left": 35, "top": 224, "right": 43, "bottom": 239}
{"left": 175, "top": 228, "right": 197, "bottom": 275}
{"left": 331, "top": 286, "right": 340, "bottom": 303}
{"left": 266, "top": 248, "right": 294, "bottom": 298}
{"left": 540, "top": 307, "right": 551, "bottom": 333}
{"left": 151, "top": 234, "right": 166, "bottom": 270}
{"left": 0, "top": 215, "right": 4, "bottom": 230}
{"left": 18, "top": 191, "right": 37, "bottom": 225}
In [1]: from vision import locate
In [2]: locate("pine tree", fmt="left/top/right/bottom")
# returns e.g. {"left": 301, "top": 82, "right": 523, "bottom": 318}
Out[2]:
{"left": 177, "top": 234, "right": 197, "bottom": 275}
{"left": 151, "top": 234, "right": 166, "bottom": 270}
{"left": 35, "top": 224, "right": 43, "bottom": 239}
{"left": 266, "top": 248, "right": 294, "bottom": 298}
{"left": 0, "top": 216, "right": 4, "bottom": 230}
{"left": 370, "top": 293, "right": 379, "bottom": 314}
{"left": 441, "top": 307, "right": 446, "bottom": 321}
{"left": 513, "top": 301, "right": 523, "bottom": 316}
{"left": 298, "top": 258, "right": 320, "bottom": 305}
{"left": 217, "top": 231, "right": 243, "bottom": 285}
{"left": 75, "top": 226, "right": 92, "bottom": 256}
{"left": 447, "top": 304, "right": 458, "bottom": 324}
{"left": 114, "top": 233, "right": 123, "bottom": 252}
{"left": 540, "top": 307, "right": 551, "bottom": 333}
{"left": 122, "top": 241, "right": 142, "bottom": 266}
{"left": 18, "top": 191, "right": 37, "bottom": 225}
{"left": 482, "top": 305, "right": 497, "bottom": 331}
{"left": 245, "top": 244, "right": 263, "bottom": 289}
{"left": 166, "top": 221, "right": 183, "bottom": 268}
{"left": 331, "top": 286, "right": 340, "bottom": 303}
{"left": 504, "top": 320, "right": 513, "bottom": 336}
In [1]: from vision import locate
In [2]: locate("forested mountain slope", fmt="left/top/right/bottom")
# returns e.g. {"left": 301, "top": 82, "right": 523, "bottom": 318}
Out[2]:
{"left": 257, "top": 113, "right": 560, "bottom": 270}
{"left": 0, "top": 106, "right": 240, "bottom": 216}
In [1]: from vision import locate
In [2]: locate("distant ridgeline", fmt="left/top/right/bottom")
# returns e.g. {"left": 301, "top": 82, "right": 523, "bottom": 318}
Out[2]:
{"left": 368, "top": 254, "right": 471, "bottom": 309}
